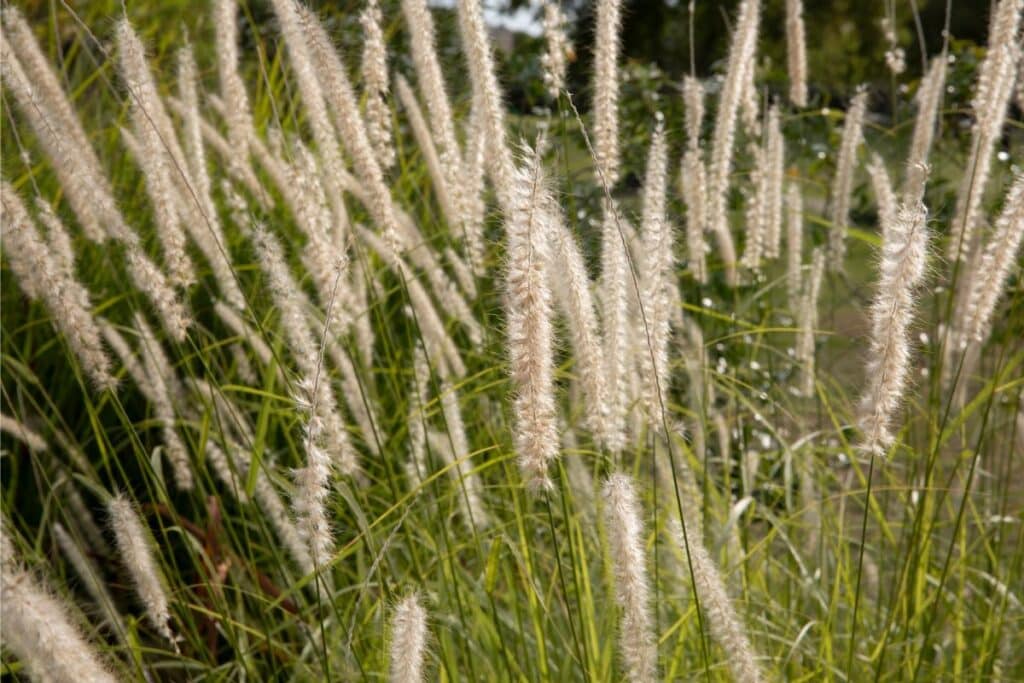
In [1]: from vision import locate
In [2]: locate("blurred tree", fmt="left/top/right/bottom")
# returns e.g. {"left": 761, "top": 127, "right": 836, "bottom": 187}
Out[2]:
{"left": 545, "top": 0, "right": 992, "bottom": 108}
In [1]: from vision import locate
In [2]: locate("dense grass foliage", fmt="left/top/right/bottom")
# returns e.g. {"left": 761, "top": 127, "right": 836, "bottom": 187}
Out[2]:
{"left": 1, "top": 0, "right": 1022, "bottom": 681}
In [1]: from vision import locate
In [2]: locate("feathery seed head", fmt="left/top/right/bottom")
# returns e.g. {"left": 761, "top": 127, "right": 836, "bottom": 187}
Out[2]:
{"left": 592, "top": 0, "right": 624, "bottom": 184}
{"left": 504, "top": 147, "right": 559, "bottom": 491}
{"left": 108, "top": 494, "right": 178, "bottom": 649}
{"left": 602, "top": 473, "right": 657, "bottom": 682}
{"left": 389, "top": 594, "right": 429, "bottom": 682}
{"left": 541, "top": 2, "right": 572, "bottom": 99}
{"left": 858, "top": 202, "right": 930, "bottom": 456}
{"left": 828, "top": 87, "right": 868, "bottom": 268}
{"left": 785, "top": 0, "right": 808, "bottom": 107}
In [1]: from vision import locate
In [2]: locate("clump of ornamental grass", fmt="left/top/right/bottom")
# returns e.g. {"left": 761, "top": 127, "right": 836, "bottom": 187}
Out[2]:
{"left": 1, "top": 1, "right": 1022, "bottom": 680}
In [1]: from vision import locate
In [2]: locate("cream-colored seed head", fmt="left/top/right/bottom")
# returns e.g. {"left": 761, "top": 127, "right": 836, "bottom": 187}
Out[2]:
{"left": 0, "top": 183, "right": 116, "bottom": 390}
{"left": 666, "top": 514, "right": 763, "bottom": 682}
{"left": 592, "top": 0, "right": 624, "bottom": 184}
{"left": 505, "top": 149, "right": 559, "bottom": 491}
{"left": 785, "top": 0, "right": 808, "bottom": 107}
{"left": 904, "top": 57, "right": 947, "bottom": 203}
{"left": 707, "top": 0, "right": 761, "bottom": 287}
{"left": 828, "top": 87, "right": 868, "bottom": 269}
{"left": 360, "top": 0, "right": 395, "bottom": 170}
{"left": 958, "top": 174, "right": 1024, "bottom": 347}
{"left": 456, "top": 0, "right": 517, "bottom": 211}
{"left": 601, "top": 199, "right": 631, "bottom": 453}
{"left": 108, "top": 495, "right": 178, "bottom": 649}
{"left": 541, "top": 2, "right": 571, "bottom": 99}
{"left": 858, "top": 203, "right": 930, "bottom": 455}
{"left": 948, "top": 0, "right": 1021, "bottom": 262}
{"left": 785, "top": 182, "right": 804, "bottom": 310}
{"left": 389, "top": 594, "right": 428, "bottom": 682}
{"left": 602, "top": 473, "right": 657, "bottom": 682}
{"left": 639, "top": 121, "right": 675, "bottom": 424}
{"left": 1, "top": 521, "right": 119, "bottom": 683}
{"left": 117, "top": 19, "right": 196, "bottom": 289}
